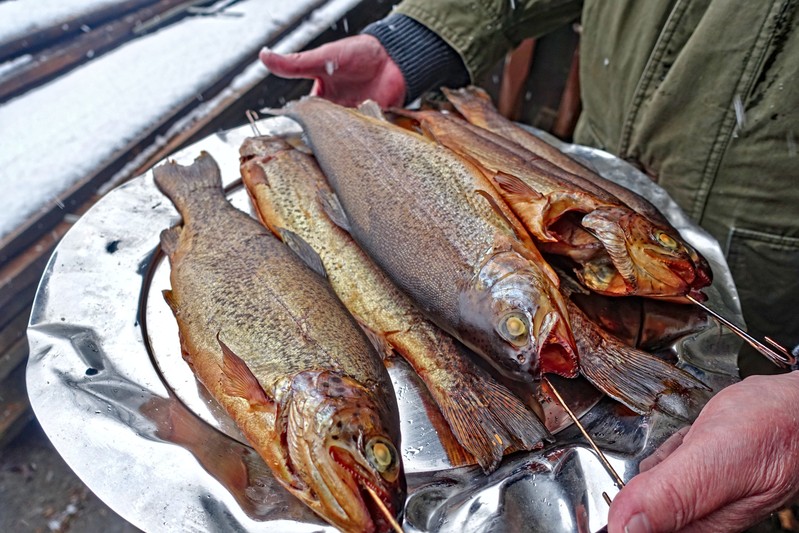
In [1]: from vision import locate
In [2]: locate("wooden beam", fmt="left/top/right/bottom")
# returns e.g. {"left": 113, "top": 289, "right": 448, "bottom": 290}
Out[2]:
{"left": 0, "top": 364, "right": 34, "bottom": 448}
{"left": 552, "top": 46, "right": 581, "bottom": 141}
{"left": 498, "top": 38, "right": 536, "bottom": 121}
{"left": 0, "top": 0, "right": 217, "bottom": 103}
{"left": 0, "top": 0, "right": 160, "bottom": 62}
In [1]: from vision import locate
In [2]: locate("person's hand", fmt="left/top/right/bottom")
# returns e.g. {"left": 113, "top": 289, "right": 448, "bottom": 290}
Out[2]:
{"left": 260, "top": 35, "right": 406, "bottom": 108}
{"left": 608, "top": 371, "right": 799, "bottom": 532}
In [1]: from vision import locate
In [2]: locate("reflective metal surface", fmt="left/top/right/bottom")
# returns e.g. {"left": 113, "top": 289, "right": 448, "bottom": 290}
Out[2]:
{"left": 27, "top": 117, "right": 741, "bottom": 533}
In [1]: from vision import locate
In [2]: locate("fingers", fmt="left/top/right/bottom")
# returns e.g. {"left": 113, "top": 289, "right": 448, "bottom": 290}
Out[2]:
{"left": 260, "top": 46, "right": 332, "bottom": 79}
{"left": 638, "top": 425, "right": 689, "bottom": 472}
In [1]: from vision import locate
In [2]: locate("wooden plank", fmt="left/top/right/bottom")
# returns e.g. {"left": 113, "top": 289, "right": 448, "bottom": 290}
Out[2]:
{"left": 518, "top": 24, "right": 580, "bottom": 133}
{"left": 0, "top": 0, "right": 159, "bottom": 62}
{"left": 0, "top": 363, "right": 33, "bottom": 448}
{"left": 0, "top": 336, "right": 27, "bottom": 382}
{"left": 0, "top": 218, "right": 70, "bottom": 297}
{"left": 0, "top": 0, "right": 216, "bottom": 103}
{"left": 498, "top": 38, "right": 535, "bottom": 121}
{"left": 0, "top": 303, "right": 31, "bottom": 355}
{"left": 552, "top": 45, "right": 581, "bottom": 141}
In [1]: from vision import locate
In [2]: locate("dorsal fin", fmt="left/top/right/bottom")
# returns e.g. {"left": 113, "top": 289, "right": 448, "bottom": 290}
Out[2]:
{"left": 317, "top": 189, "right": 351, "bottom": 233}
{"left": 218, "top": 334, "right": 273, "bottom": 409}
{"left": 277, "top": 228, "right": 327, "bottom": 278}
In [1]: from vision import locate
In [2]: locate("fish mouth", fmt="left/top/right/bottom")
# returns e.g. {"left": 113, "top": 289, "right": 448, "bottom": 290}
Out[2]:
{"left": 328, "top": 445, "right": 400, "bottom": 533}
{"left": 536, "top": 310, "right": 579, "bottom": 378}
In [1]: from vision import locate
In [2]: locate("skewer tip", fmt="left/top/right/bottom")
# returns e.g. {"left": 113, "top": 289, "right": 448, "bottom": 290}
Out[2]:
{"left": 364, "top": 485, "right": 404, "bottom": 533}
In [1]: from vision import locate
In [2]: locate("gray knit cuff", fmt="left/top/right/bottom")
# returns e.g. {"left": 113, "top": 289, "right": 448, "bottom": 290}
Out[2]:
{"left": 362, "top": 14, "right": 470, "bottom": 105}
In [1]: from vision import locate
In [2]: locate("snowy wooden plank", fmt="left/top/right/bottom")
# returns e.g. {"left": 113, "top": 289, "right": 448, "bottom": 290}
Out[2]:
{"left": 0, "top": 0, "right": 158, "bottom": 60}
{"left": 0, "top": 0, "right": 216, "bottom": 102}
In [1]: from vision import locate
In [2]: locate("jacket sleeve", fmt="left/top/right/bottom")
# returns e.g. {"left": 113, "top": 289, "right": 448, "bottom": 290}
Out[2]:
{"left": 363, "top": 14, "right": 471, "bottom": 104}
{"left": 394, "top": 0, "right": 583, "bottom": 83}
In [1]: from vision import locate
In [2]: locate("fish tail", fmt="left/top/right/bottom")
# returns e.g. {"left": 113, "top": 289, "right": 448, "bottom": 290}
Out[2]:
{"left": 153, "top": 152, "right": 224, "bottom": 216}
{"left": 435, "top": 368, "right": 552, "bottom": 473}
{"left": 578, "top": 337, "right": 711, "bottom": 422}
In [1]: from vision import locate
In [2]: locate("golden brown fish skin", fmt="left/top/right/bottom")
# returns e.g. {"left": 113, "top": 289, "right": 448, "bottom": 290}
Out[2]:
{"left": 402, "top": 107, "right": 710, "bottom": 299}
{"left": 274, "top": 97, "right": 577, "bottom": 383}
{"left": 239, "top": 136, "right": 552, "bottom": 472}
{"left": 441, "top": 86, "right": 713, "bottom": 296}
{"left": 153, "top": 152, "right": 404, "bottom": 533}
{"left": 441, "top": 86, "right": 670, "bottom": 225}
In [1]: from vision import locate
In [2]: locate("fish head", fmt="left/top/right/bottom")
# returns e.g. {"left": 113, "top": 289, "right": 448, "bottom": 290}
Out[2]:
{"left": 460, "top": 250, "right": 579, "bottom": 381}
{"left": 286, "top": 371, "right": 405, "bottom": 533}
{"left": 581, "top": 207, "right": 712, "bottom": 297}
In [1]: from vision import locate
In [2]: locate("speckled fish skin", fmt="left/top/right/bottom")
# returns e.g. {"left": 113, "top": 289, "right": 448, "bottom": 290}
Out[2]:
{"left": 275, "top": 97, "right": 578, "bottom": 383}
{"left": 403, "top": 102, "right": 712, "bottom": 300}
{"left": 153, "top": 152, "right": 405, "bottom": 533}
{"left": 441, "top": 86, "right": 671, "bottom": 225}
{"left": 240, "top": 135, "right": 552, "bottom": 473}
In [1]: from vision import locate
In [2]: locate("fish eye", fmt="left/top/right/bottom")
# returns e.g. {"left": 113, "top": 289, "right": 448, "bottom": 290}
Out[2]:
{"left": 366, "top": 437, "right": 399, "bottom": 480}
{"left": 654, "top": 230, "right": 679, "bottom": 250}
{"left": 498, "top": 313, "right": 530, "bottom": 346}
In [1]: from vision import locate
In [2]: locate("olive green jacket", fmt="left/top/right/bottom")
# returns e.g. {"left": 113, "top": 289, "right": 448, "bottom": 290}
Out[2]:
{"left": 396, "top": 0, "right": 799, "bottom": 358}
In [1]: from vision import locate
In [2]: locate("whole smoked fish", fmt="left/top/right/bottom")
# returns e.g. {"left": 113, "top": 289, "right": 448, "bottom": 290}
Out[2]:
{"left": 154, "top": 152, "right": 404, "bottom": 533}
{"left": 240, "top": 135, "right": 551, "bottom": 472}
{"left": 273, "top": 97, "right": 579, "bottom": 384}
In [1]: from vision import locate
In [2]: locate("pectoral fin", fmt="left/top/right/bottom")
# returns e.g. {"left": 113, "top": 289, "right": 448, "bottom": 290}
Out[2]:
{"left": 318, "top": 189, "right": 352, "bottom": 233}
{"left": 491, "top": 173, "right": 557, "bottom": 243}
{"left": 218, "top": 334, "right": 273, "bottom": 410}
{"left": 162, "top": 289, "right": 179, "bottom": 315}
{"left": 354, "top": 318, "right": 397, "bottom": 361}
{"left": 277, "top": 228, "right": 327, "bottom": 278}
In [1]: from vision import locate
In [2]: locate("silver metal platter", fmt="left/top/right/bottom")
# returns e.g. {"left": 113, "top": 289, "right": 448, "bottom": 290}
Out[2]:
{"left": 27, "top": 116, "right": 741, "bottom": 533}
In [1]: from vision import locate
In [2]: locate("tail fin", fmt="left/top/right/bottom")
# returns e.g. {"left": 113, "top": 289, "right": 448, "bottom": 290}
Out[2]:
{"left": 569, "top": 301, "right": 710, "bottom": 421}
{"left": 153, "top": 152, "right": 224, "bottom": 216}
{"left": 423, "top": 345, "right": 552, "bottom": 473}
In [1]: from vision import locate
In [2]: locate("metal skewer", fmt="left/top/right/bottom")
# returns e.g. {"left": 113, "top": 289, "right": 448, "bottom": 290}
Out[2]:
{"left": 544, "top": 377, "right": 625, "bottom": 493}
{"left": 685, "top": 295, "right": 795, "bottom": 367}
{"left": 365, "top": 485, "right": 404, "bottom": 533}
{"left": 245, "top": 109, "right": 262, "bottom": 136}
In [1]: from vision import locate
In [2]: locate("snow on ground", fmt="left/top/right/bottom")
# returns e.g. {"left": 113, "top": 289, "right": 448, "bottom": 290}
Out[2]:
{"left": 0, "top": 0, "right": 123, "bottom": 44}
{"left": 0, "top": 0, "right": 334, "bottom": 241}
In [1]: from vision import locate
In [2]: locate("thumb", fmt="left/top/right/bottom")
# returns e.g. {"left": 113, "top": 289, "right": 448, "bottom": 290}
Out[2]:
{"left": 259, "top": 46, "right": 332, "bottom": 79}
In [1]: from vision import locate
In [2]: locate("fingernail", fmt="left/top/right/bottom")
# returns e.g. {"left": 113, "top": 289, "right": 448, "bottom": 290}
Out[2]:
{"left": 624, "top": 513, "right": 652, "bottom": 533}
{"left": 259, "top": 46, "right": 271, "bottom": 56}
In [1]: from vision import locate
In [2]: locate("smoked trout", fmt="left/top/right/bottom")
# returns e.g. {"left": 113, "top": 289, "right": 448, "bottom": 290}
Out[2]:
{"left": 398, "top": 104, "right": 712, "bottom": 300}
{"left": 239, "top": 135, "right": 551, "bottom": 472}
{"left": 153, "top": 152, "right": 404, "bottom": 533}
{"left": 272, "top": 97, "right": 579, "bottom": 384}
